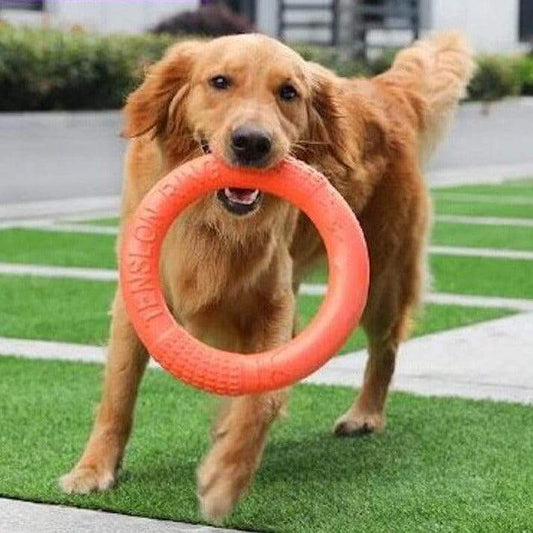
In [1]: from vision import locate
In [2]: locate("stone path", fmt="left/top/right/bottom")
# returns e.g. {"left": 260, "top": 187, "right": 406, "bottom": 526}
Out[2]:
{"left": 304, "top": 312, "right": 533, "bottom": 404}
{"left": 428, "top": 245, "right": 533, "bottom": 260}
{"left": 434, "top": 214, "right": 533, "bottom": 227}
{"left": 299, "top": 283, "right": 533, "bottom": 312}
{"left": 3, "top": 312, "right": 532, "bottom": 404}
{"left": 0, "top": 498, "right": 240, "bottom": 533}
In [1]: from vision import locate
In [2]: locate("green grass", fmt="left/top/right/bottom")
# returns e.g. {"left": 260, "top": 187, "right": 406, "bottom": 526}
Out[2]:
{"left": 74, "top": 217, "right": 120, "bottom": 227}
{"left": 433, "top": 198, "right": 533, "bottom": 219}
{"left": 0, "top": 275, "right": 114, "bottom": 345}
{"left": 0, "top": 229, "right": 116, "bottom": 269}
{"left": 433, "top": 178, "right": 533, "bottom": 197}
{"left": 430, "top": 255, "right": 533, "bottom": 299}
{"left": 308, "top": 256, "right": 533, "bottom": 300}
{"left": 432, "top": 222, "right": 533, "bottom": 251}
{"left": 1, "top": 356, "right": 532, "bottom": 532}
{"left": 0, "top": 274, "right": 512, "bottom": 350}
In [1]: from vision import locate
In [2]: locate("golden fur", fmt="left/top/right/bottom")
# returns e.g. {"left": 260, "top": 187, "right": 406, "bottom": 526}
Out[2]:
{"left": 61, "top": 32, "right": 474, "bottom": 521}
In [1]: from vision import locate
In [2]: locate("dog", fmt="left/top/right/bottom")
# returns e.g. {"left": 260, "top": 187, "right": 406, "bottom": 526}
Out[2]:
{"left": 60, "top": 32, "right": 474, "bottom": 521}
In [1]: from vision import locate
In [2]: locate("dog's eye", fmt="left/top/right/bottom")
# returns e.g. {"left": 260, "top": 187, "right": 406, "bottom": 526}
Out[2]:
{"left": 209, "top": 75, "right": 230, "bottom": 90}
{"left": 279, "top": 83, "right": 298, "bottom": 101}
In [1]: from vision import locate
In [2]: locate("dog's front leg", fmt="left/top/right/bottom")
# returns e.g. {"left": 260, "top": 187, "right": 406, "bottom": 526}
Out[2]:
{"left": 197, "top": 290, "right": 294, "bottom": 522}
{"left": 60, "top": 288, "right": 148, "bottom": 493}
{"left": 197, "top": 390, "right": 289, "bottom": 521}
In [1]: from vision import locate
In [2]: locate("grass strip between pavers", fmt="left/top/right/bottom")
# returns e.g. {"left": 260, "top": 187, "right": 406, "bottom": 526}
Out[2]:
{"left": 1, "top": 356, "right": 532, "bottom": 532}
{"left": 73, "top": 217, "right": 120, "bottom": 227}
{"left": 1, "top": 222, "right": 532, "bottom": 270}
{"left": 0, "top": 274, "right": 513, "bottom": 350}
{"left": 433, "top": 198, "right": 533, "bottom": 219}
{"left": 431, "top": 222, "right": 533, "bottom": 251}
{"left": 308, "top": 256, "right": 533, "bottom": 300}
{"left": 430, "top": 255, "right": 533, "bottom": 299}
{"left": 0, "top": 228, "right": 117, "bottom": 269}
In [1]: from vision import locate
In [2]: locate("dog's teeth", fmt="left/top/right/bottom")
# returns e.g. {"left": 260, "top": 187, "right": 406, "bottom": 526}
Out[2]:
{"left": 199, "top": 139, "right": 211, "bottom": 154}
{"left": 224, "top": 188, "right": 259, "bottom": 205}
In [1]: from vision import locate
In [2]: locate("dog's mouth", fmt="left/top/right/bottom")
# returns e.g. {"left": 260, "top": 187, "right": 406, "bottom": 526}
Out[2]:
{"left": 217, "top": 187, "right": 263, "bottom": 215}
{"left": 200, "top": 138, "right": 211, "bottom": 155}
{"left": 198, "top": 138, "right": 263, "bottom": 215}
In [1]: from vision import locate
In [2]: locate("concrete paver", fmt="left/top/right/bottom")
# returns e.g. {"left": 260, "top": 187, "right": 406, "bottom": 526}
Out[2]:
{"left": 2, "top": 313, "right": 532, "bottom": 404}
{"left": 0, "top": 498, "right": 241, "bottom": 533}
{"left": 305, "top": 313, "right": 533, "bottom": 403}
{"left": 2, "top": 99, "right": 533, "bottom": 205}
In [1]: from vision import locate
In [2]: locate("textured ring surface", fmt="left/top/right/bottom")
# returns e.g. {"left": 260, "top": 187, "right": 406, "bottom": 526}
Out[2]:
{"left": 120, "top": 155, "right": 369, "bottom": 395}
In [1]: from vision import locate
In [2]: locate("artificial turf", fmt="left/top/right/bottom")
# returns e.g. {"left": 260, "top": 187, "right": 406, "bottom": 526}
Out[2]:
{"left": 306, "top": 254, "right": 533, "bottom": 299}
{"left": 0, "top": 229, "right": 117, "bottom": 269}
{"left": 0, "top": 274, "right": 512, "bottom": 351}
{"left": 430, "top": 255, "right": 533, "bottom": 299}
{"left": 2, "top": 222, "right": 531, "bottom": 272}
{"left": 1, "top": 356, "right": 532, "bottom": 532}
{"left": 74, "top": 217, "right": 120, "bottom": 226}
{"left": 433, "top": 197, "right": 533, "bottom": 219}
{"left": 431, "top": 222, "right": 533, "bottom": 251}
{"left": 0, "top": 275, "right": 115, "bottom": 345}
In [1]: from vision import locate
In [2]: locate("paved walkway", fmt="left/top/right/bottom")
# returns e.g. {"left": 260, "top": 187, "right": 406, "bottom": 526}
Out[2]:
{"left": 3, "top": 100, "right": 533, "bottom": 204}
{"left": 0, "top": 498, "right": 240, "bottom": 533}
{"left": 2, "top": 312, "right": 532, "bottom": 404}
{"left": 299, "top": 283, "right": 533, "bottom": 312}
{"left": 434, "top": 215, "right": 533, "bottom": 227}
{"left": 304, "top": 313, "right": 533, "bottom": 404}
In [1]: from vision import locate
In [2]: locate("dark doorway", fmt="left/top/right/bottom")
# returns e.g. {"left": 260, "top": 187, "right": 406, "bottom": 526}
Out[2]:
{"left": 520, "top": 0, "right": 533, "bottom": 42}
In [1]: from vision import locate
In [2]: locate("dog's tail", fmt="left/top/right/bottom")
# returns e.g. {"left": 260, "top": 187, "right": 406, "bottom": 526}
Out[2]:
{"left": 378, "top": 31, "right": 475, "bottom": 165}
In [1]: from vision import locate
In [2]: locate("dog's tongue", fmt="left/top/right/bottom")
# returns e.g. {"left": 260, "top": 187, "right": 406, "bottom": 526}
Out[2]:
{"left": 225, "top": 187, "right": 259, "bottom": 205}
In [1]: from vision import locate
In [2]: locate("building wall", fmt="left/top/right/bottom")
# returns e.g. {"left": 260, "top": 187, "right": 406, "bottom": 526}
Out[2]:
{"left": 421, "top": 0, "right": 524, "bottom": 53}
{"left": 1, "top": 0, "right": 525, "bottom": 53}
{"left": 258, "top": 0, "right": 525, "bottom": 53}
{"left": 1, "top": 0, "right": 198, "bottom": 33}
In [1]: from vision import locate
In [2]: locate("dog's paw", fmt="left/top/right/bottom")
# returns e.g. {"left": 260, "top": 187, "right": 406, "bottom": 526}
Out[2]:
{"left": 333, "top": 410, "right": 384, "bottom": 437}
{"left": 60, "top": 465, "right": 115, "bottom": 494}
{"left": 197, "top": 452, "right": 251, "bottom": 523}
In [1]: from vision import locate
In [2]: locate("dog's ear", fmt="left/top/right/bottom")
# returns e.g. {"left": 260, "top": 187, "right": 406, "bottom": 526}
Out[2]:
{"left": 306, "top": 63, "right": 354, "bottom": 169}
{"left": 122, "top": 41, "right": 202, "bottom": 138}
{"left": 307, "top": 63, "right": 389, "bottom": 173}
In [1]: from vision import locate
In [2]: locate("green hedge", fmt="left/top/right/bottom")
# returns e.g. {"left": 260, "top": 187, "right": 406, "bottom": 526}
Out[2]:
{"left": 1, "top": 25, "right": 532, "bottom": 111}
{"left": 0, "top": 26, "right": 174, "bottom": 110}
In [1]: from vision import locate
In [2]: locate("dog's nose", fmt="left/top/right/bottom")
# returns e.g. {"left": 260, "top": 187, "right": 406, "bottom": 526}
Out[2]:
{"left": 231, "top": 125, "right": 272, "bottom": 165}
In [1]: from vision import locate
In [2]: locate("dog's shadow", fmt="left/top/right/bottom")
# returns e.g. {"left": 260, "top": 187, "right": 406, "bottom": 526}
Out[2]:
{"left": 124, "top": 424, "right": 417, "bottom": 521}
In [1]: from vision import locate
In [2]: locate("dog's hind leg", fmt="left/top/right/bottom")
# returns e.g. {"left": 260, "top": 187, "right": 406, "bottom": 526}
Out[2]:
{"left": 333, "top": 317, "right": 403, "bottom": 437}
{"left": 333, "top": 234, "right": 427, "bottom": 437}
{"left": 60, "top": 289, "right": 148, "bottom": 493}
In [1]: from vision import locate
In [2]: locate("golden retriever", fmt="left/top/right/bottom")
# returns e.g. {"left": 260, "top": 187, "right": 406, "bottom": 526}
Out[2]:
{"left": 60, "top": 32, "right": 474, "bottom": 521}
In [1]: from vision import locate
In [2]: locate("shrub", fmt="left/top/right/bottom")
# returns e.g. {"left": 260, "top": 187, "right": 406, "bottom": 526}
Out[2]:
{"left": 1, "top": 25, "right": 532, "bottom": 111}
{"left": 468, "top": 55, "right": 519, "bottom": 102}
{"left": 0, "top": 26, "right": 174, "bottom": 111}
{"left": 151, "top": 4, "right": 253, "bottom": 37}
{"left": 512, "top": 55, "right": 533, "bottom": 95}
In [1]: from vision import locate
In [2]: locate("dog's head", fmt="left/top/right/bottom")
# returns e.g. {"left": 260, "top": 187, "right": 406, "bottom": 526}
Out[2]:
{"left": 124, "top": 34, "right": 350, "bottom": 222}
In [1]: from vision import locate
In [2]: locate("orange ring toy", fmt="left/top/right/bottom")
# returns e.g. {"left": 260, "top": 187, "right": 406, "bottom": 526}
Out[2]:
{"left": 120, "top": 155, "right": 369, "bottom": 396}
